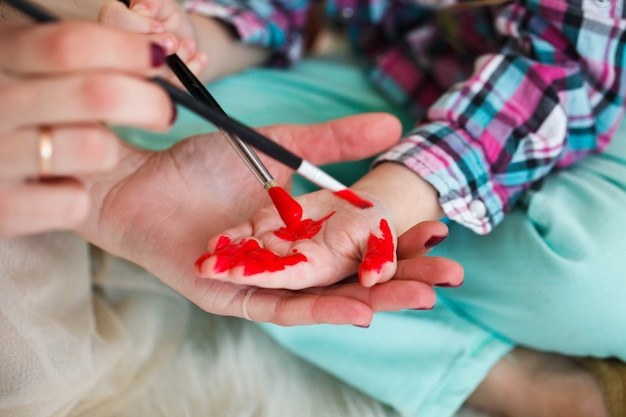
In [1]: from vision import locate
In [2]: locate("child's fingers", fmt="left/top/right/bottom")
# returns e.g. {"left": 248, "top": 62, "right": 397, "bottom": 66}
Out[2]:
{"left": 176, "top": 38, "right": 198, "bottom": 61}
{"left": 183, "top": 53, "right": 209, "bottom": 78}
{"left": 358, "top": 218, "right": 397, "bottom": 287}
{"left": 100, "top": 1, "right": 181, "bottom": 55}
{"left": 131, "top": 0, "right": 182, "bottom": 22}
{"left": 99, "top": 1, "right": 164, "bottom": 34}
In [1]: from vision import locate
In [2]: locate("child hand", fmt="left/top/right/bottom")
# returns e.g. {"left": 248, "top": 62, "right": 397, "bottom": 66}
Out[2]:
{"left": 195, "top": 188, "right": 399, "bottom": 290}
{"left": 99, "top": 0, "right": 208, "bottom": 81}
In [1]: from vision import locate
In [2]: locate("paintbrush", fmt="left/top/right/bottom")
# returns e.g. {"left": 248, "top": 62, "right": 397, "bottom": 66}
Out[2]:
{"left": 156, "top": 59, "right": 349, "bottom": 191}
{"left": 5, "top": 0, "right": 349, "bottom": 194}
{"left": 115, "top": 1, "right": 279, "bottom": 190}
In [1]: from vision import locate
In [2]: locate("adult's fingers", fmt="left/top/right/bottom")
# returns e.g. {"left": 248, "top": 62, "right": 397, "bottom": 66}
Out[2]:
{"left": 0, "top": 124, "right": 120, "bottom": 179}
{"left": 228, "top": 287, "right": 374, "bottom": 327}
{"left": 0, "top": 21, "right": 166, "bottom": 75}
{"left": 0, "top": 74, "right": 175, "bottom": 131}
{"left": 0, "top": 179, "right": 89, "bottom": 237}
{"left": 308, "top": 279, "right": 438, "bottom": 312}
{"left": 394, "top": 256, "right": 464, "bottom": 288}
{"left": 397, "top": 220, "right": 450, "bottom": 258}
{"left": 224, "top": 271, "right": 450, "bottom": 327}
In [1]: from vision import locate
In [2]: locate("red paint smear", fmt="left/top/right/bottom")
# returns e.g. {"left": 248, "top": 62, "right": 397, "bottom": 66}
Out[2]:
{"left": 274, "top": 211, "right": 335, "bottom": 241}
{"left": 333, "top": 189, "right": 374, "bottom": 209}
{"left": 359, "top": 219, "right": 394, "bottom": 274}
{"left": 195, "top": 235, "right": 307, "bottom": 276}
{"left": 268, "top": 186, "right": 303, "bottom": 230}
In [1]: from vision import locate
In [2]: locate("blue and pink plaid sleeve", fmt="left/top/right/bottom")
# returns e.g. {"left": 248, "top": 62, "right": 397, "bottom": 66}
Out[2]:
{"left": 183, "top": 0, "right": 309, "bottom": 65}
{"left": 376, "top": 1, "right": 626, "bottom": 233}
{"left": 184, "top": 0, "right": 626, "bottom": 234}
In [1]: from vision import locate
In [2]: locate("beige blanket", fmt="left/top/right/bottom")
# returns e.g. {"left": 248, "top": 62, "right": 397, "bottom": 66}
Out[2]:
{"left": 0, "top": 232, "right": 490, "bottom": 417}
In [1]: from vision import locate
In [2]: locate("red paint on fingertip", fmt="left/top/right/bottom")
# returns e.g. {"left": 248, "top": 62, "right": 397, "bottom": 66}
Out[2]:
{"left": 196, "top": 238, "right": 307, "bottom": 276}
{"left": 333, "top": 189, "right": 374, "bottom": 209}
{"left": 359, "top": 219, "right": 395, "bottom": 274}
{"left": 194, "top": 252, "right": 213, "bottom": 274}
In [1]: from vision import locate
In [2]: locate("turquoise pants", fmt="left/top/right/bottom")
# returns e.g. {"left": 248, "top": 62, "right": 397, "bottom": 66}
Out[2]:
{"left": 118, "top": 57, "right": 626, "bottom": 417}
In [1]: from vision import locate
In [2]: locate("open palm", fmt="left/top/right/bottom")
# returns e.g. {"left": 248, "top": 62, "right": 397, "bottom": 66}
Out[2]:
{"left": 196, "top": 188, "right": 397, "bottom": 289}
{"left": 78, "top": 114, "right": 463, "bottom": 325}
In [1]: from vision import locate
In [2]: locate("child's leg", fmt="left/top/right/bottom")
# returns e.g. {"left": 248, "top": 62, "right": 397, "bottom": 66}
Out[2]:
{"left": 431, "top": 118, "right": 626, "bottom": 360}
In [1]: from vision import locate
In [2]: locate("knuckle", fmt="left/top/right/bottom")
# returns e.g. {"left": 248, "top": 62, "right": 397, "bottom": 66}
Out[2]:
{"left": 0, "top": 195, "right": 23, "bottom": 237}
{"left": 97, "top": 3, "right": 117, "bottom": 23}
{"left": 41, "top": 24, "right": 88, "bottom": 68}
{"left": 63, "top": 192, "right": 90, "bottom": 225}
{"left": 75, "top": 129, "right": 120, "bottom": 170}
{"left": 0, "top": 83, "right": 34, "bottom": 117}
{"left": 77, "top": 75, "right": 123, "bottom": 117}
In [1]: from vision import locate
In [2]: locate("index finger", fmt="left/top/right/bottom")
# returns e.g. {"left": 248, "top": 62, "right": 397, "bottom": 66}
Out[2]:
{"left": 0, "top": 21, "right": 166, "bottom": 75}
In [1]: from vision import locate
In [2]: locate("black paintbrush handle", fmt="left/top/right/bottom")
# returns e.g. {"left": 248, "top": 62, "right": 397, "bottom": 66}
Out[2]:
{"left": 4, "top": 0, "right": 303, "bottom": 171}
{"left": 116, "top": 0, "right": 278, "bottom": 185}
{"left": 166, "top": 54, "right": 225, "bottom": 113}
{"left": 3, "top": 0, "right": 55, "bottom": 21}
{"left": 115, "top": 0, "right": 225, "bottom": 114}
{"left": 153, "top": 78, "right": 302, "bottom": 170}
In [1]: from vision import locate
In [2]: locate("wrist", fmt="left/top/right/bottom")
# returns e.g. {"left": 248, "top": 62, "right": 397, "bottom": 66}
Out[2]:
{"left": 351, "top": 162, "right": 444, "bottom": 234}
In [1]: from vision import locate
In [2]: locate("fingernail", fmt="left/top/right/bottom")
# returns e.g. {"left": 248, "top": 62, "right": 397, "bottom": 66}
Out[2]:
{"left": 436, "top": 282, "right": 461, "bottom": 288}
{"left": 425, "top": 234, "right": 447, "bottom": 249}
{"left": 170, "top": 103, "right": 178, "bottom": 125}
{"left": 182, "top": 38, "right": 197, "bottom": 55}
{"left": 161, "top": 36, "right": 176, "bottom": 54}
{"left": 353, "top": 324, "right": 370, "bottom": 328}
{"left": 150, "top": 43, "right": 166, "bottom": 67}
{"left": 131, "top": 4, "right": 150, "bottom": 14}
{"left": 411, "top": 303, "right": 435, "bottom": 310}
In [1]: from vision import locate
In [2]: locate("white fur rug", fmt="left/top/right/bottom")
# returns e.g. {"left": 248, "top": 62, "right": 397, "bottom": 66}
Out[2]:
{"left": 117, "top": 309, "right": 492, "bottom": 417}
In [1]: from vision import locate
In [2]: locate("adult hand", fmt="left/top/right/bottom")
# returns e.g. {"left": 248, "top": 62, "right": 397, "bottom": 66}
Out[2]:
{"left": 79, "top": 113, "right": 462, "bottom": 326}
{"left": 0, "top": 20, "right": 174, "bottom": 237}
{"left": 240, "top": 220, "right": 463, "bottom": 325}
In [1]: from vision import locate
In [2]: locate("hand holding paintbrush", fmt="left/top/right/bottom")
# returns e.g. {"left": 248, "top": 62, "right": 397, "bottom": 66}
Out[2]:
{"left": 110, "top": 0, "right": 344, "bottom": 226}
{"left": 5, "top": 0, "right": 363, "bottom": 230}
{"left": 105, "top": 0, "right": 353, "bottom": 195}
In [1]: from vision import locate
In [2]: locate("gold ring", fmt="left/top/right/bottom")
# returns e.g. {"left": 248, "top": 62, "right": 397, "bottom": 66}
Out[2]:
{"left": 241, "top": 287, "right": 258, "bottom": 321}
{"left": 38, "top": 126, "right": 53, "bottom": 176}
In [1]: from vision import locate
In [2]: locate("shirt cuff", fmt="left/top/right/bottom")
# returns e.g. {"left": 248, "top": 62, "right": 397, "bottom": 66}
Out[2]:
{"left": 375, "top": 130, "right": 506, "bottom": 235}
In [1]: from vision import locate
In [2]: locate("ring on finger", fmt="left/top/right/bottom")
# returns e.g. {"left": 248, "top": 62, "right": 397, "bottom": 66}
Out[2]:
{"left": 241, "top": 287, "right": 258, "bottom": 321}
{"left": 38, "top": 126, "right": 53, "bottom": 177}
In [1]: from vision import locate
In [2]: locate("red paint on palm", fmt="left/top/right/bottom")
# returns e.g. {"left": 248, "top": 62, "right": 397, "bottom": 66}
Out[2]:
{"left": 359, "top": 219, "right": 394, "bottom": 274}
{"left": 268, "top": 186, "right": 303, "bottom": 230}
{"left": 274, "top": 212, "right": 335, "bottom": 241}
{"left": 195, "top": 235, "right": 307, "bottom": 276}
{"left": 333, "top": 189, "right": 374, "bottom": 209}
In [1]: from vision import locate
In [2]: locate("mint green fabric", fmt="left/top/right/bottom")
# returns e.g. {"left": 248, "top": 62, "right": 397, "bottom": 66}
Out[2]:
{"left": 115, "top": 56, "right": 626, "bottom": 417}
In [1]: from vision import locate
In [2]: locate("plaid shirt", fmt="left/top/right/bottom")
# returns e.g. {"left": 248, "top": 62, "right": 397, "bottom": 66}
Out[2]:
{"left": 184, "top": 0, "right": 626, "bottom": 233}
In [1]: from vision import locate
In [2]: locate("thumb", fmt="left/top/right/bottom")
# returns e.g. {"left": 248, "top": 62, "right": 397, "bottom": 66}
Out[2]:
{"left": 258, "top": 113, "right": 403, "bottom": 167}
{"left": 99, "top": 1, "right": 164, "bottom": 33}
